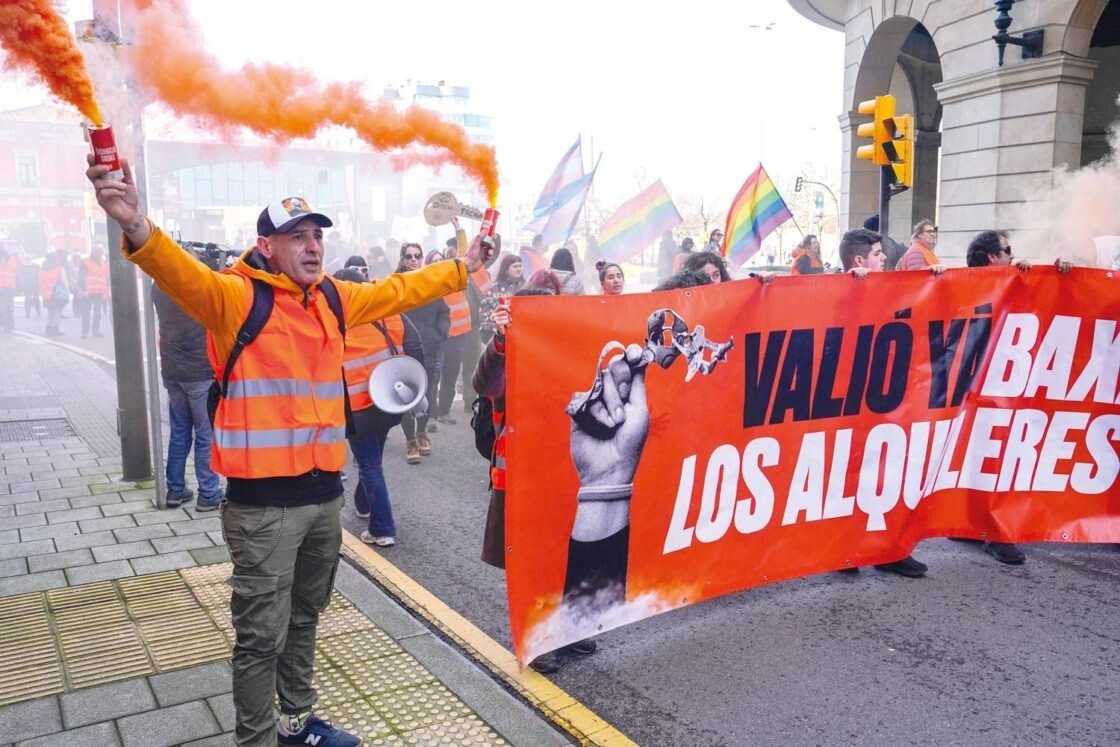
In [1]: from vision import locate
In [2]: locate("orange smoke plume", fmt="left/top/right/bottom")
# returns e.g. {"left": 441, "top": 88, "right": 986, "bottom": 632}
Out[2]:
{"left": 126, "top": 1, "right": 499, "bottom": 204}
{"left": 0, "top": 0, "right": 102, "bottom": 125}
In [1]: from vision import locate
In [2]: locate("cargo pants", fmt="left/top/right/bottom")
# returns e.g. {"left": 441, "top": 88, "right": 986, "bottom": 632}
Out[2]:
{"left": 221, "top": 496, "right": 343, "bottom": 747}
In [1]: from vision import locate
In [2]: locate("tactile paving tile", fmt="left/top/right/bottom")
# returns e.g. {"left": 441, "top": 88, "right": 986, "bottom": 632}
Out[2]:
{"left": 0, "top": 594, "right": 62, "bottom": 705}
{"left": 138, "top": 609, "right": 230, "bottom": 670}
{"left": 398, "top": 715, "right": 509, "bottom": 746}
{"left": 182, "top": 562, "right": 233, "bottom": 588}
{"left": 46, "top": 581, "right": 118, "bottom": 610}
{"left": 318, "top": 598, "right": 378, "bottom": 637}
{"left": 319, "top": 699, "right": 395, "bottom": 741}
{"left": 317, "top": 628, "right": 404, "bottom": 667}
{"left": 188, "top": 581, "right": 231, "bottom": 609}
{"left": 310, "top": 665, "right": 364, "bottom": 708}
{"left": 369, "top": 683, "right": 473, "bottom": 732}
{"left": 338, "top": 653, "right": 437, "bottom": 697}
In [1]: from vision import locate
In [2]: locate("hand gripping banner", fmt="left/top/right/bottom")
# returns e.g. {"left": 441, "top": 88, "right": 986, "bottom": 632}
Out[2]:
{"left": 504, "top": 267, "right": 1120, "bottom": 665}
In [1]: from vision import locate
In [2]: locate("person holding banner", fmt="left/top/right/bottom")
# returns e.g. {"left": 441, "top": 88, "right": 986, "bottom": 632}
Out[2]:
{"left": 681, "top": 251, "right": 731, "bottom": 284}
{"left": 597, "top": 261, "right": 625, "bottom": 295}
{"left": 473, "top": 288, "right": 599, "bottom": 673}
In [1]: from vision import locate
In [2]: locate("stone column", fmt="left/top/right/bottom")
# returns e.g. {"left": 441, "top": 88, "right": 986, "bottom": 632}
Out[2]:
{"left": 934, "top": 54, "right": 1098, "bottom": 263}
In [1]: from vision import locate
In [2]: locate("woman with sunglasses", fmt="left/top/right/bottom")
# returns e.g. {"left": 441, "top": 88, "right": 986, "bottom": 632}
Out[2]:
{"left": 395, "top": 243, "right": 448, "bottom": 463}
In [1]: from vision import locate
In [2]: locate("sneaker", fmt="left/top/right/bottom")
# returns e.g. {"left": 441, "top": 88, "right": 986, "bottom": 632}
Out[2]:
{"left": 166, "top": 488, "right": 194, "bottom": 508}
{"left": 356, "top": 508, "right": 370, "bottom": 519}
{"left": 277, "top": 713, "right": 362, "bottom": 747}
{"left": 195, "top": 491, "right": 223, "bottom": 512}
{"left": 836, "top": 567, "right": 860, "bottom": 574}
{"left": 360, "top": 531, "right": 395, "bottom": 547}
{"left": 405, "top": 440, "right": 421, "bottom": 465}
{"left": 564, "top": 638, "right": 597, "bottom": 655}
{"left": 874, "top": 555, "right": 928, "bottom": 578}
{"left": 437, "top": 414, "right": 457, "bottom": 425}
{"left": 529, "top": 651, "right": 560, "bottom": 674}
{"left": 983, "top": 541, "right": 1025, "bottom": 564}
{"left": 416, "top": 432, "right": 432, "bottom": 456}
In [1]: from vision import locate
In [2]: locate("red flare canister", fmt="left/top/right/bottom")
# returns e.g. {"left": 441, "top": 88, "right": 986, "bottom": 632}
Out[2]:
{"left": 479, "top": 208, "right": 499, "bottom": 237}
{"left": 88, "top": 124, "right": 123, "bottom": 181}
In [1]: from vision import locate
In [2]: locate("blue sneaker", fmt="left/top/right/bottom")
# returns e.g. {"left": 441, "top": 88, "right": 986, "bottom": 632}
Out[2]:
{"left": 277, "top": 714, "right": 362, "bottom": 746}
{"left": 166, "top": 488, "right": 194, "bottom": 508}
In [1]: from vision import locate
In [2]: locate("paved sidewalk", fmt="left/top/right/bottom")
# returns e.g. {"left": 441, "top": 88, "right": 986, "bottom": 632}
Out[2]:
{"left": 0, "top": 333, "right": 572, "bottom": 746}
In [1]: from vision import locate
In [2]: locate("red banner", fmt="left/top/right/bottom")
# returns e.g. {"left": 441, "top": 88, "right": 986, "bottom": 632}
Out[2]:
{"left": 505, "top": 267, "right": 1120, "bottom": 665}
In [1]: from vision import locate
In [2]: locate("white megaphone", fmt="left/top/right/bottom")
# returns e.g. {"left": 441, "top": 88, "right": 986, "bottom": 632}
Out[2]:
{"left": 367, "top": 355, "right": 428, "bottom": 414}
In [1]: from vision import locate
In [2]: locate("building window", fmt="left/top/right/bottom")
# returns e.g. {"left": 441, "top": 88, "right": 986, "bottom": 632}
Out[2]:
{"left": 17, "top": 155, "right": 38, "bottom": 187}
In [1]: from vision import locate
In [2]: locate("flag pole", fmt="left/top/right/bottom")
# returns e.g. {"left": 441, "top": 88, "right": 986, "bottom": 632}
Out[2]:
{"left": 567, "top": 152, "right": 602, "bottom": 244}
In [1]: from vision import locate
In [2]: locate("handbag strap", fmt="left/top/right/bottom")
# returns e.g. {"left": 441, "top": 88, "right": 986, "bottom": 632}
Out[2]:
{"left": 372, "top": 320, "right": 401, "bottom": 356}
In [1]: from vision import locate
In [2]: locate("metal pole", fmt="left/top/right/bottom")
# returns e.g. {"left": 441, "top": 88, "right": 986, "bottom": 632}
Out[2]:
{"left": 106, "top": 218, "right": 152, "bottom": 482}
{"left": 879, "top": 165, "right": 892, "bottom": 242}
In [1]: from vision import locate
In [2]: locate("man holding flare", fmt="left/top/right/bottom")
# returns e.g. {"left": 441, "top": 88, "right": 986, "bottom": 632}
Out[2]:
{"left": 86, "top": 155, "right": 492, "bottom": 747}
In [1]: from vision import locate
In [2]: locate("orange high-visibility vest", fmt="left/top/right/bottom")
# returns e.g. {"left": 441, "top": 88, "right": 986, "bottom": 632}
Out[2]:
{"left": 206, "top": 276, "right": 349, "bottom": 478}
{"left": 789, "top": 250, "right": 821, "bottom": 275}
{"left": 342, "top": 316, "right": 405, "bottom": 413}
{"left": 82, "top": 258, "right": 110, "bottom": 298}
{"left": 40, "top": 266, "right": 62, "bottom": 301}
{"left": 0, "top": 256, "right": 15, "bottom": 290}
{"left": 470, "top": 266, "right": 491, "bottom": 295}
{"left": 446, "top": 291, "right": 471, "bottom": 337}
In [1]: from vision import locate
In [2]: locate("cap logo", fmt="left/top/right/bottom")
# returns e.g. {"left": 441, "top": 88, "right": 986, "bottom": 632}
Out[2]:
{"left": 281, "top": 197, "right": 311, "bottom": 217}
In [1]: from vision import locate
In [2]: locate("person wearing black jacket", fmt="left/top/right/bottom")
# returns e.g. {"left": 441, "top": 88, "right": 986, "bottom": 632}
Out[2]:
{"left": 396, "top": 244, "right": 448, "bottom": 462}
{"left": 151, "top": 246, "right": 223, "bottom": 509}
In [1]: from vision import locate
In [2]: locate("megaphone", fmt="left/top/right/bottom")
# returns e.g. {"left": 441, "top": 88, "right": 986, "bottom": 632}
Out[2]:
{"left": 367, "top": 356, "right": 428, "bottom": 414}
{"left": 423, "top": 192, "right": 499, "bottom": 237}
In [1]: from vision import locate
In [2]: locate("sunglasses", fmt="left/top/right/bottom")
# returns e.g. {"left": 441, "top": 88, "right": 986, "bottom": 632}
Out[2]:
{"left": 921, "top": 228, "right": 938, "bottom": 235}
{"left": 403, "top": 253, "right": 422, "bottom": 260}
{"left": 1000, "top": 246, "right": 1013, "bottom": 255}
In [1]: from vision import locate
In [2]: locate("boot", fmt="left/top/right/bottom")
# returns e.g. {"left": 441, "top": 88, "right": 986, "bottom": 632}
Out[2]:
{"left": 416, "top": 431, "right": 432, "bottom": 456}
{"left": 405, "top": 440, "right": 421, "bottom": 465}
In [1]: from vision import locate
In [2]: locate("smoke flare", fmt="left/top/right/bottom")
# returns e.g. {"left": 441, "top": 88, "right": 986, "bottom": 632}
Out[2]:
{"left": 0, "top": 0, "right": 103, "bottom": 125}
{"left": 127, "top": 1, "right": 499, "bottom": 204}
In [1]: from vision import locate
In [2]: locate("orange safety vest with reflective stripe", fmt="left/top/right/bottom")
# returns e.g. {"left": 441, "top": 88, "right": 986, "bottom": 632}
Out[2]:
{"left": 82, "top": 258, "right": 110, "bottom": 298}
{"left": 40, "top": 266, "right": 62, "bottom": 301}
{"left": 0, "top": 256, "right": 15, "bottom": 290}
{"left": 445, "top": 291, "right": 471, "bottom": 337}
{"left": 342, "top": 316, "right": 405, "bottom": 413}
{"left": 206, "top": 276, "right": 349, "bottom": 478}
{"left": 470, "top": 266, "right": 491, "bottom": 295}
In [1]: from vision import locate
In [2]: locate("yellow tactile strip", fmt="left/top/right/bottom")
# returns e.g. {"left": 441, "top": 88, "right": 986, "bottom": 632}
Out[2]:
{"left": 0, "top": 564, "right": 511, "bottom": 745}
{"left": 340, "top": 532, "right": 637, "bottom": 747}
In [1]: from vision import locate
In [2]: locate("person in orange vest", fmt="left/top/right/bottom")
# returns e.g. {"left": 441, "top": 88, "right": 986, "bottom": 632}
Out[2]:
{"left": 335, "top": 264, "right": 424, "bottom": 548}
{"left": 87, "top": 154, "right": 491, "bottom": 747}
{"left": 434, "top": 224, "right": 475, "bottom": 424}
{"left": 790, "top": 234, "right": 824, "bottom": 275}
{"left": 40, "top": 248, "right": 70, "bottom": 338}
{"left": 0, "top": 243, "right": 16, "bottom": 333}
{"left": 78, "top": 243, "right": 110, "bottom": 338}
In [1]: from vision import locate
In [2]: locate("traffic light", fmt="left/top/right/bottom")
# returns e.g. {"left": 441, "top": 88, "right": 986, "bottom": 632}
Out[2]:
{"left": 794, "top": 176, "right": 804, "bottom": 192}
{"left": 886, "top": 114, "right": 915, "bottom": 189}
{"left": 856, "top": 95, "right": 893, "bottom": 165}
{"left": 855, "top": 94, "right": 915, "bottom": 189}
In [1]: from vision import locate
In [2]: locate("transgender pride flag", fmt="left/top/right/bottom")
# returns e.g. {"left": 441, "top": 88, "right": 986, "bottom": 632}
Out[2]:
{"left": 532, "top": 138, "right": 584, "bottom": 219}
{"left": 598, "top": 180, "right": 683, "bottom": 263}
{"left": 723, "top": 164, "right": 793, "bottom": 266}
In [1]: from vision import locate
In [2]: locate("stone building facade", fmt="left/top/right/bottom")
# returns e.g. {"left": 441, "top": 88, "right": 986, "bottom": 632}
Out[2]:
{"left": 788, "top": 0, "right": 1119, "bottom": 262}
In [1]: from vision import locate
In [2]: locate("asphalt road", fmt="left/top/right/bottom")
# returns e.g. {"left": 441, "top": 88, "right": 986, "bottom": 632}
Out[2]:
{"left": 341, "top": 396, "right": 1120, "bottom": 746}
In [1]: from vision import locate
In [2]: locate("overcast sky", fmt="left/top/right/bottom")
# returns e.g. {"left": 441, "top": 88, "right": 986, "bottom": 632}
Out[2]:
{"left": 2, "top": 0, "right": 845, "bottom": 214}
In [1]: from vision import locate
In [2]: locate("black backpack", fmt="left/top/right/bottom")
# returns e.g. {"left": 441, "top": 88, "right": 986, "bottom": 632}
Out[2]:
{"left": 470, "top": 395, "right": 497, "bottom": 459}
{"left": 207, "top": 276, "right": 347, "bottom": 426}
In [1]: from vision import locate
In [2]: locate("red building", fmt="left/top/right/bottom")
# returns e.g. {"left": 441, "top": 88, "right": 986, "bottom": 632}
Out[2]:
{"left": 0, "top": 106, "right": 95, "bottom": 256}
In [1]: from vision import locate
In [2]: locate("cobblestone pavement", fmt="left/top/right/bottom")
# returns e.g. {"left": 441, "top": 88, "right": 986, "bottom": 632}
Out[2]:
{"left": 0, "top": 333, "right": 575, "bottom": 746}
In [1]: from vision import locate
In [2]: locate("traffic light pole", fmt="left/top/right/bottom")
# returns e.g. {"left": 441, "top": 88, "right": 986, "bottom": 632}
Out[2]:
{"left": 878, "top": 165, "right": 910, "bottom": 240}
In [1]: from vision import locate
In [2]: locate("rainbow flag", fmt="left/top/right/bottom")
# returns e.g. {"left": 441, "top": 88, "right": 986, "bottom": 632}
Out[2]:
{"left": 598, "top": 180, "right": 683, "bottom": 263}
{"left": 723, "top": 164, "right": 792, "bottom": 265}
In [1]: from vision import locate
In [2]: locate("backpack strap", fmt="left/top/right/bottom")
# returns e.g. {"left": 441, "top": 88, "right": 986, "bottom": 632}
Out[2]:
{"left": 318, "top": 276, "right": 347, "bottom": 337}
{"left": 221, "top": 278, "right": 274, "bottom": 396}
{"left": 371, "top": 320, "right": 401, "bottom": 356}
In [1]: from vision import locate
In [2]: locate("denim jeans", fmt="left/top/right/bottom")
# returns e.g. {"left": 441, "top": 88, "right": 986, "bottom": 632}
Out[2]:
{"left": 165, "top": 378, "right": 220, "bottom": 496}
{"left": 348, "top": 423, "right": 394, "bottom": 536}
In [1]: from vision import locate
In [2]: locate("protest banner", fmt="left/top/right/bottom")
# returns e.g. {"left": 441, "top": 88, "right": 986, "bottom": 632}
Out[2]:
{"left": 505, "top": 267, "right": 1120, "bottom": 665}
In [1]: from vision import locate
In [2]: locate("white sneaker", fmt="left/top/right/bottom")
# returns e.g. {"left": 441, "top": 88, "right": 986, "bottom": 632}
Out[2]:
{"left": 360, "top": 531, "right": 395, "bottom": 547}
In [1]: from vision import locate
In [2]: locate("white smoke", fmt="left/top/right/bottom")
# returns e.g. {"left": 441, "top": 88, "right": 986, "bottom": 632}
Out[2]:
{"left": 1009, "top": 95, "right": 1120, "bottom": 266}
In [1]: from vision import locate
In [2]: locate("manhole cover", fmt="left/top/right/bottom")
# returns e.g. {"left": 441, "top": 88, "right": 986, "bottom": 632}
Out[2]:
{"left": 0, "top": 419, "right": 77, "bottom": 443}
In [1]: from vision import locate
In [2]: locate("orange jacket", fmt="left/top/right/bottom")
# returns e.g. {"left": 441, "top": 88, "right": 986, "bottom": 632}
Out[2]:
{"left": 0, "top": 255, "right": 15, "bottom": 290}
{"left": 343, "top": 316, "right": 405, "bottom": 412}
{"left": 445, "top": 291, "right": 471, "bottom": 337}
{"left": 82, "top": 257, "right": 110, "bottom": 298}
{"left": 790, "top": 253, "right": 822, "bottom": 275}
{"left": 124, "top": 222, "right": 466, "bottom": 478}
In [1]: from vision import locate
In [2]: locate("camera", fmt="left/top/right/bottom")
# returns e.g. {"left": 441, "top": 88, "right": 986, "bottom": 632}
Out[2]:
{"left": 181, "top": 240, "right": 235, "bottom": 271}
